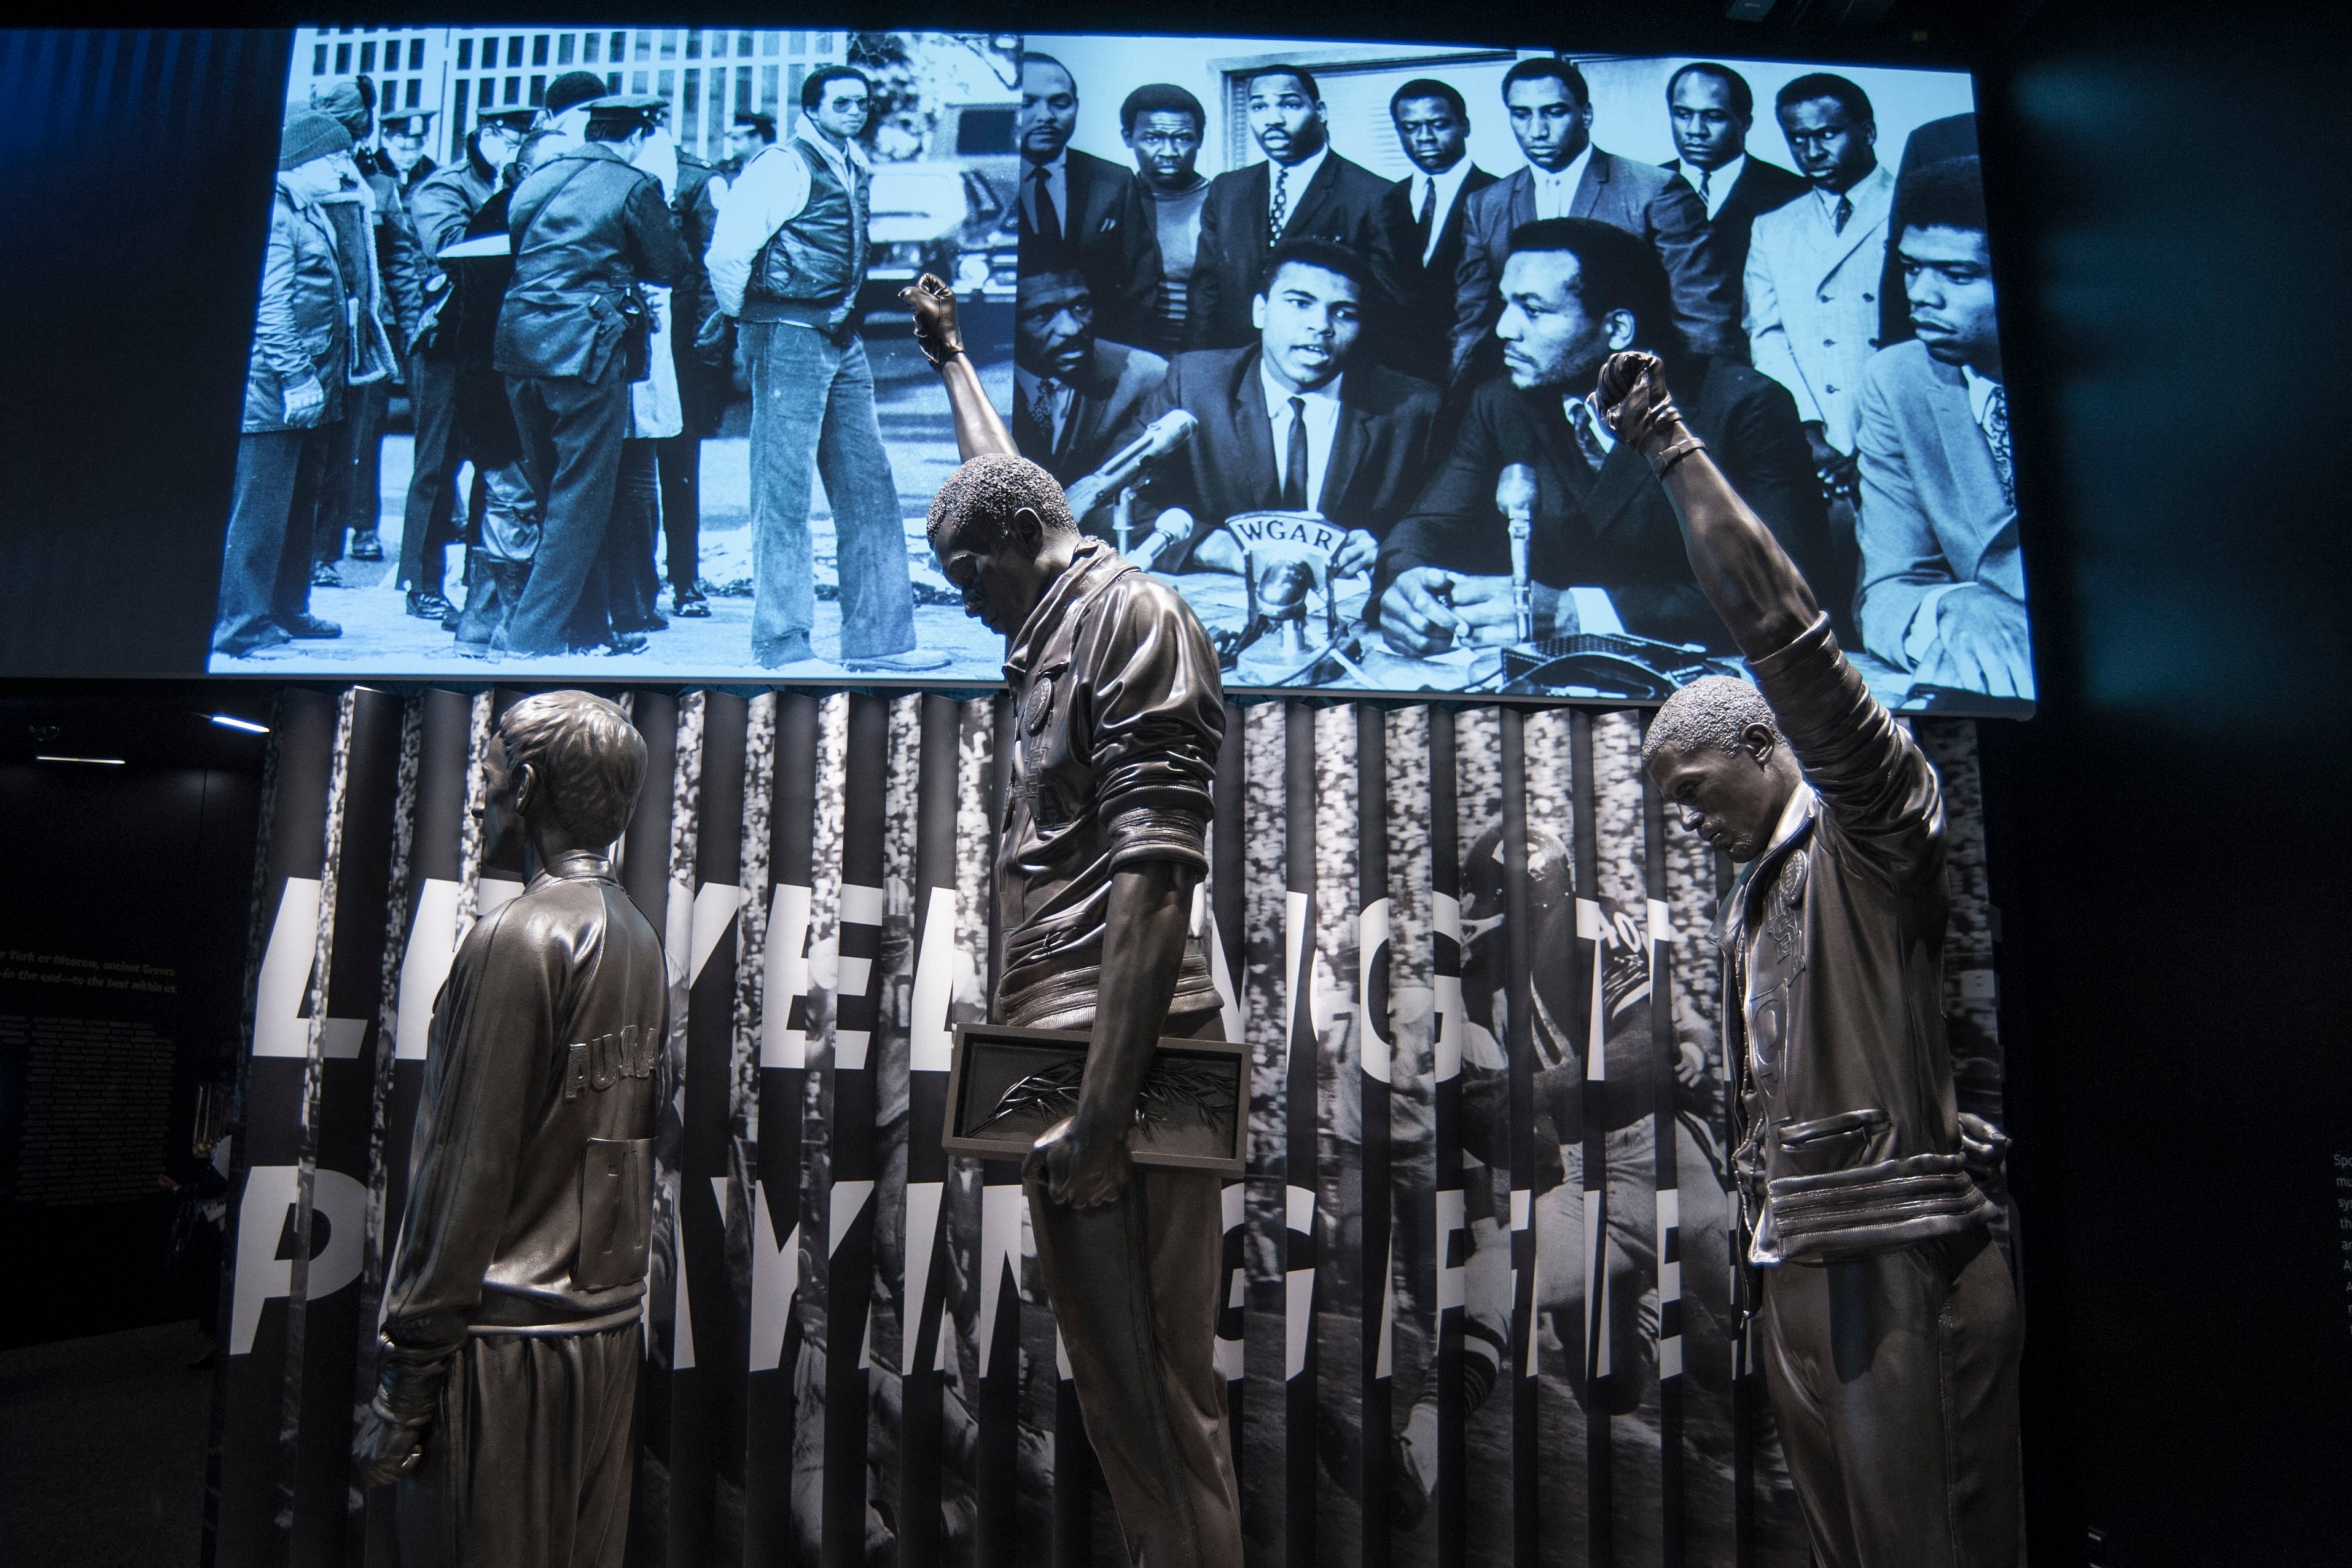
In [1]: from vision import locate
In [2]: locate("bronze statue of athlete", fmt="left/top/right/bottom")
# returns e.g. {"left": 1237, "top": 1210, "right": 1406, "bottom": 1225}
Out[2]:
{"left": 354, "top": 692, "right": 666, "bottom": 1568}
{"left": 902, "top": 273, "right": 1243, "bottom": 1567}
{"left": 1609, "top": 349, "right": 2019, "bottom": 1568}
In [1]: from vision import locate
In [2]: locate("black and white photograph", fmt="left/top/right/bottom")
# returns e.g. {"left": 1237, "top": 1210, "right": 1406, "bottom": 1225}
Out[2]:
{"left": 1016, "top": 38, "right": 2018, "bottom": 709}
{"left": 209, "top": 26, "right": 1019, "bottom": 679}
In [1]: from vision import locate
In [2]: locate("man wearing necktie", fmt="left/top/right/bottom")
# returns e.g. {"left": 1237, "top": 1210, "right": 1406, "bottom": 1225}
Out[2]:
{"left": 1376, "top": 218, "right": 1832, "bottom": 656}
{"left": 1744, "top": 73, "right": 1898, "bottom": 509}
{"left": 1010, "top": 264, "right": 1169, "bottom": 488}
{"left": 1378, "top": 78, "right": 1497, "bottom": 389}
{"left": 1852, "top": 157, "right": 2032, "bottom": 700}
{"left": 1659, "top": 62, "right": 1807, "bottom": 327}
{"left": 1086, "top": 238, "right": 1439, "bottom": 575}
{"left": 1187, "top": 64, "right": 1398, "bottom": 353}
{"left": 1451, "top": 56, "right": 1738, "bottom": 380}
{"left": 1016, "top": 53, "right": 1163, "bottom": 347}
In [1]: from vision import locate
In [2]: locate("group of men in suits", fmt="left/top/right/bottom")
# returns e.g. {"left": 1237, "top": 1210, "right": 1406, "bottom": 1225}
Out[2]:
{"left": 1010, "top": 52, "right": 2027, "bottom": 695}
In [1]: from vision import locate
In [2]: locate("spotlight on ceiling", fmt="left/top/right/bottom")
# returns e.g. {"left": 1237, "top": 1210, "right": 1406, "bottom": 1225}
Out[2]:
{"left": 210, "top": 714, "right": 270, "bottom": 735}
{"left": 35, "top": 754, "right": 126, "bottom": 766}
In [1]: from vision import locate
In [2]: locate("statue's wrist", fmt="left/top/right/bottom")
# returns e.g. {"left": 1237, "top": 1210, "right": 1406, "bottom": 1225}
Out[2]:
{"left": 1641, "top": 419, "right": 1705, "bottom": 476}
{"left": 1629, "top": 412, "right": 1689, "bottom": 458}
{"left": 917, "top": 333, "right": 967, "bottom": 372}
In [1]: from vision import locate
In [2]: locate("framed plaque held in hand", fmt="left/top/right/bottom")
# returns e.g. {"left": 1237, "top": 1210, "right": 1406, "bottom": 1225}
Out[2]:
{"left": 942, "top": 1024, "right": 1246, "bottom": 1177}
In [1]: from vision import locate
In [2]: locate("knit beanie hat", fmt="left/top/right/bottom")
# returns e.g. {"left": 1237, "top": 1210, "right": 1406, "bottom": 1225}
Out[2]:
{"left": 280, "top": 111, "right": 354, "bottom": 171}
{"left": 546, "top": 71, "right": 612, "bottom": 117}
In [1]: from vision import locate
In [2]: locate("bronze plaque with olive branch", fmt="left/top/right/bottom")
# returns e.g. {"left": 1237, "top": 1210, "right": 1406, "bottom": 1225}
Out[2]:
{"left": 941, "top": 1024, "right": 1247, "bottom": 1176}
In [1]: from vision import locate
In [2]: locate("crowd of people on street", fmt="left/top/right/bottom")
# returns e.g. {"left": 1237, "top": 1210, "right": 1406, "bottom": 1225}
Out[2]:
{"left": 218, "top": 65, "right": 949, "bottom": 671}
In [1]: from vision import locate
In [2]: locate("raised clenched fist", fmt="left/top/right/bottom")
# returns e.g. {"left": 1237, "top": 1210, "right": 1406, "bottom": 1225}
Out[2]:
{"left": 1595, "top": 350, "right": 1685, "bottom": 454}
{"left": 899, "top": 272, "right": 965, "bottom": 369}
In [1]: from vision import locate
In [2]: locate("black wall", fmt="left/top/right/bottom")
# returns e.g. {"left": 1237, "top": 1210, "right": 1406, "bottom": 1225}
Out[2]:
{"left": 0, "top": 698, "right": 265, "bottom": 1347}
{"left": 1978, "top": 1, "right": 2352, "bottom": 1559}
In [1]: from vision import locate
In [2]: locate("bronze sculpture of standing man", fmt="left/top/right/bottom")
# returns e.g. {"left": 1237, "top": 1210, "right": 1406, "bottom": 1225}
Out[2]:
{"left": 1609, "top": 349, "right": 2020, "bottom": 1567}
{"left": 354, "top": 692, "right": 667, "bottom": 1568}
{"left": 905, "top": 273, "right": 1245, "bottom": 1567}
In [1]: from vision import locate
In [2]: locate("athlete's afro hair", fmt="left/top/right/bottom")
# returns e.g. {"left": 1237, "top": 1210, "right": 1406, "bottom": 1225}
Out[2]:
{"left": 926, "top": 453, "right": 1075, "bottom": 553}
{"left": 1641, "top": 676, "right": 1780, "bottom": 767}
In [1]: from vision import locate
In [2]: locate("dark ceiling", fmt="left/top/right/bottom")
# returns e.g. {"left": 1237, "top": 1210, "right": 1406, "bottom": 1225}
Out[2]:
{"left": 113, "top": 0, "right": 2056, "bottom": 71}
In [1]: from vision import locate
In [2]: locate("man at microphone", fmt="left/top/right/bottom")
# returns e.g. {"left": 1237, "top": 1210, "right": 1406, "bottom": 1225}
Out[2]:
{"left": 1372, "top": 219, "right": 1833, "bottom": 656}
{"left": 1012, "top": 262, "right": 1169, "bottom": 488}
{"left": 1077, "top": 237, "right": 1439, "bottom": 573}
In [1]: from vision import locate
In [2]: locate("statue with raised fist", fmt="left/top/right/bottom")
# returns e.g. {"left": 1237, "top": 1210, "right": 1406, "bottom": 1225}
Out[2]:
{"left": 907, "top": 273, "right": 1244, "bottom": 1568}
{"left": 1611, "top": 350, "right": 2021, "bottom": 1568}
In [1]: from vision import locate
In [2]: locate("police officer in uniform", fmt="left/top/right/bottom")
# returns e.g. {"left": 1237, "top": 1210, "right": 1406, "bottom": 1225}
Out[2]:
{"left": 399, "top": 106, "right": 535, "bottom": 624}
{"left": 656, "top": 102, "right": 728, "bottom": 620}
{"left": 494, "top": 96, "right": 690, "bottom": 656}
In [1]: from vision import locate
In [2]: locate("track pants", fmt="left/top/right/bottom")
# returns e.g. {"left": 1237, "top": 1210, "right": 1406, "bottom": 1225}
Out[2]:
{"left": 1758, "top": 1225, "right": 2021, "bottom": 1568}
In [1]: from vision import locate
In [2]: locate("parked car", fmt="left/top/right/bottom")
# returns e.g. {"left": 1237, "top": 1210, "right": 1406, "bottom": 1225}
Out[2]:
{"left": 857, "top": 101, "right": 1019, "bottom": 311}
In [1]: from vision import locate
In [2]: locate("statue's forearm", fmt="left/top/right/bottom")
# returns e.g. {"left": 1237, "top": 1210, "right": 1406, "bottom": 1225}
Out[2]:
{"left": 940, "top": 351, "right": 1017, "bottom": 461}
{"left": 1599, "top": 350, "right": 1823, "bottom": 659}
{"left": 1077, "top": 861, "right": 1195, "bottom": 1135}
{"left": 1656, "top": 453, "right": 1823, "bottom": 660}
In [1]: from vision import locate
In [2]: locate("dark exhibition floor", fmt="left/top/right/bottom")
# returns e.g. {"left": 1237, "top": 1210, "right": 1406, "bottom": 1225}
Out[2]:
{"left": 0, "top": 1322, "right": 214, "bottom": 1567}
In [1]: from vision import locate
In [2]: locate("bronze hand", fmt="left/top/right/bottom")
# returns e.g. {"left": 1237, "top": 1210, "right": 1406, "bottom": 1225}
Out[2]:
{"left": 900, "top": 272, "right": 965, "bottom": 369}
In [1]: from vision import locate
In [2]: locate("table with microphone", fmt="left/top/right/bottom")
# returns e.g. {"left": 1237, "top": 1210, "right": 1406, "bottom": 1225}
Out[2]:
{"left": 1059, "top": 430, "right": 1745, "bottom": 700}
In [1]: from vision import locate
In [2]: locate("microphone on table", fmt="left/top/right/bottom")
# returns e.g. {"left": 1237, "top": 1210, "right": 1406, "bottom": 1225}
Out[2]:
{"left": 1496, "top": 462, "right": 1538, "bottom": 642}
{"left": 1084, "top": 410, "right": 1199, "bottom": 495}
{"left": 1076, "top": 410, "right": 1200, "bottom": 555}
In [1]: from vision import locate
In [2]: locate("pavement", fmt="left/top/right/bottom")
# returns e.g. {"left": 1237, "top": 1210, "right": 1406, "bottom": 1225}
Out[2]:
{"left": 211, "top": 335, "right": 1011, "bottom": 683}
